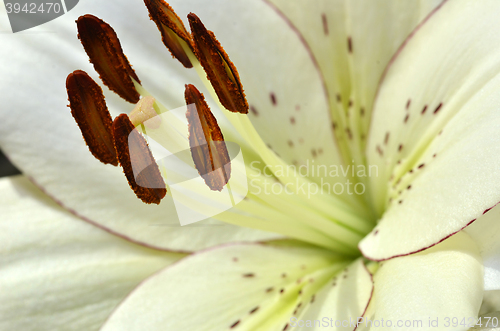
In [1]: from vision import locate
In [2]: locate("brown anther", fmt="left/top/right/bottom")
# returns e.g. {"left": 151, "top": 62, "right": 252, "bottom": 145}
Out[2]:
{"left": 66, "top": 70, "right": 118, "bottom": 166}
{"left": 144, "top": 0, "right": 193, "bottom": 68}
{"left": 185, "top": 84, "right": 231, "bottom": 191}
{"left": 77, "top": 14, "right": 141, "bottom": 103}
{"left": 112, "top": 114, "right": 166, "bottom": 204}
{"left": 188, "top": 13, "right": 249, "bottom": 114}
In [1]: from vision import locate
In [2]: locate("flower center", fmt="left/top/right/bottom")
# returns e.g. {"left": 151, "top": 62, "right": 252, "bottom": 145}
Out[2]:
{"left": 66, "top": 1, "right": 380, "bottom": 258}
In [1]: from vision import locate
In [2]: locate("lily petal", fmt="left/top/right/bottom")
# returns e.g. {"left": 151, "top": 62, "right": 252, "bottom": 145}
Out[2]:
{"left": 295, "top": 259, "right": 373, "bottom": 331}
{"left": 0, "top": 175, "right": 185, "bottom": 331}
{"left": 479, "top": 290, "right": 500, "bottom": 318}
{"left": 100, "top": 243, "right": 367, "bottom": 331}
{"left": 362, "top": 232, "right": 482, "bottom": 331}
{"left": 466, "top": 205, "right": 500, "bottom": 291}
{"left": 0, "top": 0, "right": 281, "bottom": 251}
{"left": 361, "top": 0, "right": 500, "bottom": 260}
{"left": 265, "top": 0, "right": 442, "bottom": 164}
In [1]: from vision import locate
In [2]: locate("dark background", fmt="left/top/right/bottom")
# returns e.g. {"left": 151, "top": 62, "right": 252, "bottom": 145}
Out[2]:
{"left": 0, "top": 148, "right": 21, "bottom": 177}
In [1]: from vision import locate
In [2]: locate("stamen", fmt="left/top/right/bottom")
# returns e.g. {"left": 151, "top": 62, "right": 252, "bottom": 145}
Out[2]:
{"left": 112, "top": 114, "right": 167, "bottom": 204}
{"left": 144, "top": 0, "right": 194, "bottom": 68}
{"left": 188, "top": 13, "right": 249, "bottom": 114}
{"left": 66, "top": 70, "right": 118, "bottom": 166}
{"left": 185, "top": 84, "right": 231, "bottom": 191}
{"left": 77, "top": 14, "right": 141, "bottom": 103}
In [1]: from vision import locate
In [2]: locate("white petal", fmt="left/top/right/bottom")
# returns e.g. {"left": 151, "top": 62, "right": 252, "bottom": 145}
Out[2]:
{"left": 101, "top": 243, "right": 352, "bottom": 331}
{"left": 466, "top": 205, "right": 500, "bottom": 291}
{"left": 294, "top": 259, "right": 373, "bottom": 331}
{"left": 0, "top": 0, "right": 280, "bottom": 251}
{"left": 361, "top": 0, "right": 500, "bottom": 260}
{"left": 364, "top": 232, "right": 482, "bottom": 331}
{"left": 265, "top": 0, "right": 442, "bottom": 164}
{"left": 0, "top": 175, "right": 185, "bottom": 331}
{"left": 479, "top": 290, "right": 500, "bottom": 317}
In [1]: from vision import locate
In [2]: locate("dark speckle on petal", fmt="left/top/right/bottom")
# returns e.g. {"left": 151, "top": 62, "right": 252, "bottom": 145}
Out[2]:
{"left": 384, "top": 132, "right": 390, "bottom": 145}
{"left": 376, "top": 145, "right": 383, "bottom": 157}
{"left": 434, "top": 103, "right": 443, "bottom": 114}
{"left": 346, "top": 128, "right": 353, "bottom": 140}
{"left": 404, "top": 114, "right": 410, "bottom": 123}
{"left": 270, "top": 93, "right": 277, "bottom": 105}
{"left": 250, "top": 105, "right": 258, "bottom": 116}
{"left": 321, "top": 13, "right": 328, "bottom": 35}
{"left": 347, "top": 37, "right": 353, "bottom": 53}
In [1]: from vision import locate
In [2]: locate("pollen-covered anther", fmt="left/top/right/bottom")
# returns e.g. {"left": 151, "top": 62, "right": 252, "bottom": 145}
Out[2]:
{"left": 112, "top": 114, "right": 167, "bottom": 204}
{"left": 185, "top": 84, "right": 231, "bottom": 191}
{"left": 66, "top": 70, "right": 118, "bottom": 166}
{"left": 129, "top": 96, "right": 162, "bottom": 129}
{"left": 77, "top": 14, "right": 141, "bottom": 103}
{"left": 144, "top": 0, "right": 194, "bottom": 68}
{"left": 188, "top": 13, "right": 249, "bottom": 114}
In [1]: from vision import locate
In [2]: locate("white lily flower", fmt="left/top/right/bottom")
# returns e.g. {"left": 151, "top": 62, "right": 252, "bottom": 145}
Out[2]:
{"left": 2, "top": 0, "right": 500, "bottom": 330}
